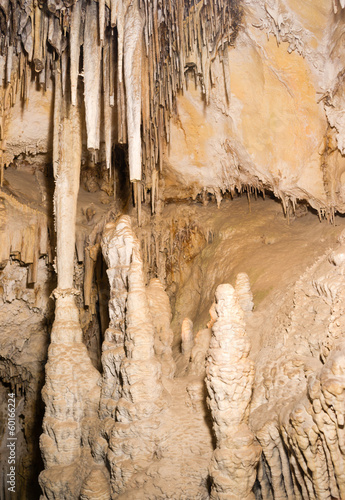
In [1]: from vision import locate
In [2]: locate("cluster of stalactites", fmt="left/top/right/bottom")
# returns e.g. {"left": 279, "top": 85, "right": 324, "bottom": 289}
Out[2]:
{"left": 0, "top": 0, "right": 242, "bottom": 204}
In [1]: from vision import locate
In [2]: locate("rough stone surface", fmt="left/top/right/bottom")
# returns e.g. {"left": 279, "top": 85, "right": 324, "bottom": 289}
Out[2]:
{"left": 206, "top": 283, "right": 261, "bottom": 499}
{"left": 3, "top": 1, "right": 345, "bottom": 499}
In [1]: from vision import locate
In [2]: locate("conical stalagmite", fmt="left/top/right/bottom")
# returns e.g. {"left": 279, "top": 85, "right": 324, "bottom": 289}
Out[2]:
{"left": 206, "top": 283, "right": 261, "bottom": 499}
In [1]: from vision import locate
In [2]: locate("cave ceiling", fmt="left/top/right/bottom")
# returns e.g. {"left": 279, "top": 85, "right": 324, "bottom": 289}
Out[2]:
{"left": 0, "top": 0, "right": 345, "bottom": 214}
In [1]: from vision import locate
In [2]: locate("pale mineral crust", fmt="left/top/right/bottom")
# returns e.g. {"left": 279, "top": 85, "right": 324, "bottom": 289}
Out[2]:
{"left": 2, "top": 0, "right": 345, "bottom": 499}
{"left": 206, "top": 283, "right": 261, "bottom": 499}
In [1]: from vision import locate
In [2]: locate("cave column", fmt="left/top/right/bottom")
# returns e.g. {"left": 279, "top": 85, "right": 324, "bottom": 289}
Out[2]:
{"left": 38, "top": 69, "right": 106, "bottom": 499}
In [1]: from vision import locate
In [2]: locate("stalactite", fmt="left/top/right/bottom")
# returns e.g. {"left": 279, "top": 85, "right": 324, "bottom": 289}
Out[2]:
{"left": 99, "top": 0, "right": 105, "bottom": 43}
{"left": 103, "top": 35, "right": 112, "bottom": 172}
{"left": 124, "top": 3, "right": 143, "bottom": 182}
{"left": 6, "top": 45, "right": 13, "bottom": 84}
{"left": 0, "top": 56, "right": 5, "bottom": 86}
{"left": 69, "top": 0, "right": 81, "bottom": 107}
{"left": 53, "top": 65, "right": 81, "bottom": 287}
{"left": 33, "top": 5, "right": 43, "bottom": 72}
{"left": 60, "top": 48, "right": 68, "bottom": 96}
{"left": 83, "top": 0, "right": 102, "bottom": 152}
{"left": 109, "top": 31, "right": 115, "bottom": 106}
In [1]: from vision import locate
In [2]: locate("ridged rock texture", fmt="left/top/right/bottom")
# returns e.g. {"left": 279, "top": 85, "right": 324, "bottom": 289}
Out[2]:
{"left": 3, "top": 0, "right": 345, "bottom": 499}
{"left": 249, "top": 230, "right": 345, "bottom": 500}
{"left": 39, "top": 68, "right": 107, "bottom": 499}
{"left": 100, "top": 215, "right": 171, "bottom": 497}
{"left": 206, "top": 282, "right": 261, "bottom": 499}
{"left": 0, "top": 258, "right": 53, "bottom": 499}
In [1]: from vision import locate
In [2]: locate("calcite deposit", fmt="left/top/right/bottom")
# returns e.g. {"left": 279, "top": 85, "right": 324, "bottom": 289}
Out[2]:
{"left": 100, "top": 216, "right": 167, "bottom": 496}
{"left": 3, "top": 0, "right": 345, "bottom": 499}
{"left": 249, "top": 231, "right": 345, "bottom": 500}
{"left": 206, "top": 283, "right": 261, "bottom": 499}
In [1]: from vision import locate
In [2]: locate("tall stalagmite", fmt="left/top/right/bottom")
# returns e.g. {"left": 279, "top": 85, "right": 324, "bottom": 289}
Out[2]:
{"left": 206, "top": 283, "right": 261, "bottom": 499}
{"left": 100, "top": 216, "right": 169, "bottom": 496}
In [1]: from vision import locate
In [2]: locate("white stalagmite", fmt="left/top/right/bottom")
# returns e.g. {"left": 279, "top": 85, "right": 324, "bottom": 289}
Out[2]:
{"left": 146, "top": 278, "right": 176, "bottom": 379}
{"left": 124, "top": 3, "right": 143, "bottom": 181}
{"left": 235, "top": 272, "right": 254, "bottom": 313}
{"left": 100, "top": 215, "right": 168, "bottom": 495}
{"left": 70, "top": 1, "right": 81, "bottom": 107}
{"left": 189, "top": 328, "right": 212, "bottom": 376}
{"left": 206, "top": 284, "right": 261, "bottom": 499}
{"left": 84, "top": 0, "right": 102, "bottom": 151}
{"left": 181, "top": 317, "right": 194, "bottom": 358}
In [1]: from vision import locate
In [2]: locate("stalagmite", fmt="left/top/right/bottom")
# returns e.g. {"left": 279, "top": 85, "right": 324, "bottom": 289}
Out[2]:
{"left": 100, "top": 216, "right": 169, "bottom": 495}
{"left": 181, "top": 317, "right": 194, "bottom": 359}
{"left": 4, "top": 1, "right": 344, "bottom": 498}
{"left": 146, "top": 278, "right": 176, "bottom": 379}
{"left": 206, "top": 284, "right": 261, "bottom": 499}
{"left": 188, "top": 328, "right": 212, "bottom": 376}
{"left": 235, "top": 272, "right": 254, "bottom": 313}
